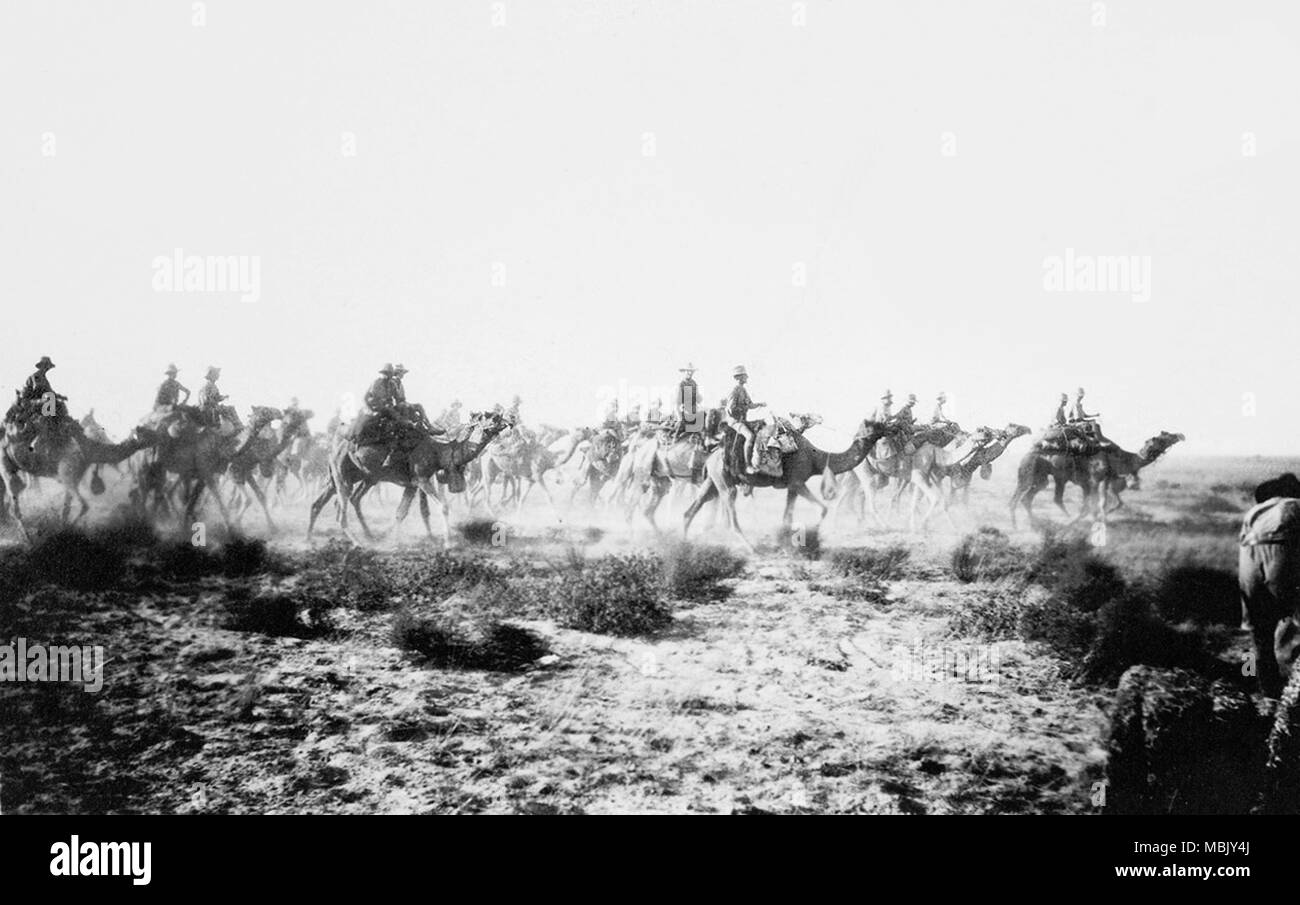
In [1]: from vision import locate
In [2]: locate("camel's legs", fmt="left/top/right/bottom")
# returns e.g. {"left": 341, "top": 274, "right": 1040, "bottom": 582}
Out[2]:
{"left": 418, "top": 491, "right": 434, "bottom": 540}
{"left": 347, "top": 483, "right": 378, "bottom": 541}
{"left": 244, "top": 476, "right": 277, "bottom": 532}
{"left": 532, "top": 470, "right": 557, "bottom": 514}
{"left": 1052, "top": 475, "right": 1071, "bottom": 518}
{"left": 784, "top": 483, "right": 827, "bottom": 535}
{"left": 682, "top": 479, "right": 719, "bottom": 538}
{"left": 307, "top": 482, "right": 336, "bottom": 538}
{"left": 3, "top": 467, "right": 32, "bottom": 543}
{"left": 390, "top": 486, "right": 419, "bottom": 540}
{"left": 637, "top": 476, "right": 671, "bottom": 532}
{"left": 414, "top": 480, "right": 452, "bottom": 547}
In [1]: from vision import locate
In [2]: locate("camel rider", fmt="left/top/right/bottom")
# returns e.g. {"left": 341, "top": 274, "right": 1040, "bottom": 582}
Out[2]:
{"left": 390, "top": 364, "right": 434, "bottom": 432}
{"left": 1067, "top": 386, "right": 1106, "bottom": 446}
{"left": 359, "top": 364, "right": 408, "bottom": 466}
{"left": 1052, "top": 393, "right": 1068, "bottom": 428}
{"left": 364, "top": 363, "right": 399, "bottom": 417}
{"left": 675, "top": 363, "right": 701, "bottom": 434}
{"left": 873, "top": 390, "right": 893, "bottom": 422}
{"left": 892, "top": 394, "right": 917, "bottom": 429}
{"left": 155, "top": 364, "right": 191, "bottom": 409}
{"left": 20, "top": 356, "right": 69, "bottom": 421}
{"left": 436, "top": 399, "right": 463, "bottom": 432}
{"left": 725, "top": 365, "right": 767, "bottom": 473}
{"left": 931, "top": 392, "right": 950, "bottom": 425}
{"left": 602, "top": 398, "right": 621, "bottom": 433}
{"left": 647, "top": 397, "right": 663, "bottom": 424}
{"left": 1071, "top": 387, "right": 1098, "bottom": 423}
{"left": 197, "top": 366, "right": 231, "bottom": 427}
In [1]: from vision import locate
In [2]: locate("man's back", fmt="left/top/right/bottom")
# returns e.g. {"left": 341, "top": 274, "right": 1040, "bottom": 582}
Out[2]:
{"left": 1242, "top": 497, "right": 1300, "bottom": 546}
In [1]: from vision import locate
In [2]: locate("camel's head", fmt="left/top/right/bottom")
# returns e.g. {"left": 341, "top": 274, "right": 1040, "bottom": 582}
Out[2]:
{"left": 591, "top": 428, "right": 620, "bottom": 461}
{"left": 248, "top": 405, "right": 283, "bottom": 428}
{"left": 1003, "top": 423, "right": 1032, "bottom": 441}
{"left": 969, "top": 426, "right": 995, "bottom": 446}
{"left": 789, "top": 411, "right": 823, "bottom": 432}
{"left": 464, "top": 410, "right": 513, "bottom": 445}
{"left": 284, "top": 408, "right": 314, "bottom": 438}
{"left": 1140, "top": 430, "right": 1185, "bottom": 462}
{"left": 855, "top": 418, "right": 894, "bottom": 444}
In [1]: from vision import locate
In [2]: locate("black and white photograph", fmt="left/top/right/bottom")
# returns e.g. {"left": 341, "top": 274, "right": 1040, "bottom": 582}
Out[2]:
{"left": 0, "top": 0, "right": 1294, "bottom": 859}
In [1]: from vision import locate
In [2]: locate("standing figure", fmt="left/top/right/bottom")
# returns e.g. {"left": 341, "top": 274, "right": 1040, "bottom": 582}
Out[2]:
{"left": 1239, "top": 473, "right": 1300, "bottom": 698}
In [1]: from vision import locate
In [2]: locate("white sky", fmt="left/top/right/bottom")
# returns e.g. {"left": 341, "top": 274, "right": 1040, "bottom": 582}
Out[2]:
{"left": 2, "top": 0, "right": 1297, "bottom": 453}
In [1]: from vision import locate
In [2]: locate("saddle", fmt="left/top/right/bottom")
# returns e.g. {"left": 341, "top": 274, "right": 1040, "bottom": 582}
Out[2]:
{"left": 911, "top": 422, "right": 963, "bottom": 449}
{"left": 725, "top": 421, "right": 784, "bottom": 479}
{"left": 1037, "top": 423, "right": 1107, "bottom": 456}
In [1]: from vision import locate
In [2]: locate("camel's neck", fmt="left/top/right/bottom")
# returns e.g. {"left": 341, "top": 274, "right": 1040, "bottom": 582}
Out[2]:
{"left": 457, "top": 426, "right": 504, "bottom": 462}
{"left": 808, "top": 433, "right": 875, "bottom": 475}
{"left": 958, "top": 438, "right": 1009, "bottom": 475}
{"left": 84, "top": 436, "right": 145, "bottom": 464}
{"left": 231, "top": 425, "right": 267, "bottom": 460}
{"left": 1115, "top": 447, "right": 1149, "bottom": 474}
{"left": 272, "top": 428, "right": 300, "bottom": 458}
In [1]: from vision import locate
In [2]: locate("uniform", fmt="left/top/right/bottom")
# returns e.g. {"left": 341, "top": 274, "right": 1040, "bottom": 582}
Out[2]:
{"left": 155, "top": 376, "right": 190, "bottom": 408}
{"left": 724, "top": 372, "right": 760, "bottom": 469}
{"left": 1240, "top": 495, "right": 1300, "bottom": 697}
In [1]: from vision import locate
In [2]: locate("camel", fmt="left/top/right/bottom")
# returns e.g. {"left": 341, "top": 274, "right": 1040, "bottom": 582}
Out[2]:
{"left": 0, "top": 420, "right": 158, "bottom": 539}
{"left": 226, "top": 407, "right": 313, "bottom": 530}
{"left": 306, "top": 411, "right": 512, "bottom": 546}
{"left": 837, "top": 423, "right": 970, "bottom": 529}
{"left": 904, "top": 424, "right": 1031, "bottom": 530}
{"left": 271, "top": 429, "right": 330, "bottom": 504}
{"left": 479, "top": 425, "right": 570, "bottom": 513}
{"left": 618, "top": 410, "right": 813, "bottom": 529}
{"left": 681, "top": 419, "right": 899, "bottom": 550}
{"left": 621, "top": 432, "right": 712, "bottom": 530}
{"left": 136, "top": 407, "right": 282, "bottom": 531}
{"left": 1009, "top": 430, "right": 1184, "bottom": 529}
{"left": 557, "top": 426, "right": 623, "bottom": 507}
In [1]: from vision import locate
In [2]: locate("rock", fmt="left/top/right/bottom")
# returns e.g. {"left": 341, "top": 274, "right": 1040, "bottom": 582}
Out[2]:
{"left": 179, "top": 642, "right": 238, "bottom": 665}
{"left": 1106, "top": 665, "right": 1266, "bottom": 814}
{"left": 184, "top": 673, "right": 245, "bottom": 690}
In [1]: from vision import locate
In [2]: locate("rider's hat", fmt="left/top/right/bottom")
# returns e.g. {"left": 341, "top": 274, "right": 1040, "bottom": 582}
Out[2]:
{"left": 733, "top": 365, "right": 748, "bottom": 378}
{"left": 205, "top": 365, "right": 221, "bottom": 381}
{"left": 394, "top": 363, "right": 409, "bottom": 376}
{"left": 680, "top": 362, "right": 697, "bottom": 373}
{"left": 937, "top": 392, "right": 947, "bottom": 402}
{"left": 35, "top": 356, "right": 54, "bottom": 370}
{"left": 907, "top": 393, "right": 916, "bottom": 403}
{"left": 165, "top": 363, "right": 179, "bottom": 375}
{"left": 1076, "top": 386, "right": 1086, "bottom": 396}
{"left": 380, "top": 363, "right": 396, "bottom": 375}
{"left": 881, "top": 389, "right": 892, "bottom": 400}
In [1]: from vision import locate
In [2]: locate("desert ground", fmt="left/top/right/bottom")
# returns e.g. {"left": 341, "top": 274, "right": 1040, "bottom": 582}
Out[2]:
{"left": 1, "top": 451, "right": 1291, "bottom": 815}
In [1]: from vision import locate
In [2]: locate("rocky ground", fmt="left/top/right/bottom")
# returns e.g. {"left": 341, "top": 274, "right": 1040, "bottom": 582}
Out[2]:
{"left": 0, "top": 454, "right": 1290, "bottom": 814}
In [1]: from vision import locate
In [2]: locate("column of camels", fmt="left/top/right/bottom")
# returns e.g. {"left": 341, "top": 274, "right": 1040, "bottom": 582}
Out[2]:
{"left": 0, "top": 363, "right": 1185, "bottom": 547}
